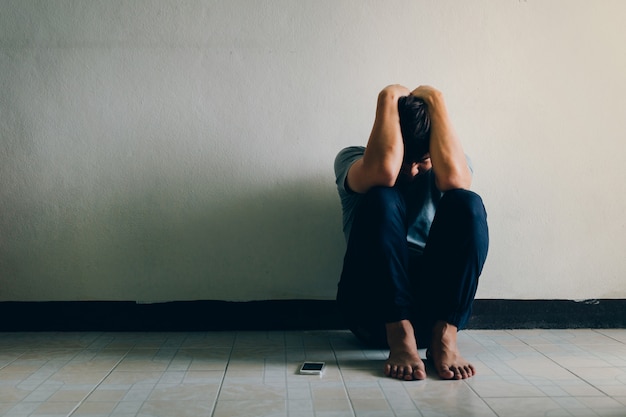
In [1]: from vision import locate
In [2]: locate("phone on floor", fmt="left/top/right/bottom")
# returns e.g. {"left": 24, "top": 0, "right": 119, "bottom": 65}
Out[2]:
{"left": 299, "top": 361, "right": 326, "bottom": 375}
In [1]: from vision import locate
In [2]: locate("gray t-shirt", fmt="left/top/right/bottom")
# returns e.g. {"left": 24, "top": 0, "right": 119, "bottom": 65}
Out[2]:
{"left": 334, "top": 146, "right": 470, "bottom": 255}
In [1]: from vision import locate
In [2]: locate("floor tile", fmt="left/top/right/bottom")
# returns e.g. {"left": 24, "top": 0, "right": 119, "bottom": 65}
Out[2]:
{"left": 1, "top": 329, "right": 626, "bottom": 416}
{"left": 212, "top": 399, "right": 287, "bottom": 417}
{"left": 138, "top": 400, "right": 215, "bottom": 417}
{"left": 484, "top": 397, "right": 569, "bottom": 417}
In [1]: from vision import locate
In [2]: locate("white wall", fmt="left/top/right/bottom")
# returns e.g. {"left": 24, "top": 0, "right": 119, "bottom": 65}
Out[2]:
{"left": 1, "top": 0, "right": 625, "bottom": 302}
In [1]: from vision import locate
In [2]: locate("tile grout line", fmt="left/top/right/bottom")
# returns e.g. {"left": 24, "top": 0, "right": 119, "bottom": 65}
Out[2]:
{"left": 280, "top": 331, "right": 290, "bottom": 417}
{"left": 209, "top": 331, "right": 237, "bottom": 417}
{"left": 282, "top": 332, "right": 292, "bottom": 417}
{"left": 592, "top": 328, "right": 626, "bottom": 345}
{"left": 0, "top": 349, "right": 24, "bottom": 372}
{"left": 65, "top": 348, "right": 131, "bottom": 417}
{"left": 330, "top": 336, "right": 358, "bottom": 417}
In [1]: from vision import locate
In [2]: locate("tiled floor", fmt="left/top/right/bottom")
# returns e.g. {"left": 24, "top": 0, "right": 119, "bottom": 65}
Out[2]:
{"left": 1, "top": 329, "right": 625, "bottom": 417}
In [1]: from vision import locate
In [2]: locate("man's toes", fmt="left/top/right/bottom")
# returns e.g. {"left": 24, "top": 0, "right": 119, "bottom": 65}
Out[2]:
{"left": 453, "top": 366, "right": 465, "bottom": 379}
{"left": 438, "top": 365, "right": 455, "bottom": 380}
{"left": 392, "top": 365, "right": 413, "bottom": 381}
{"left": 389, "top": 365, "right": 399, "bottom": 379}
{"left": 394, "top": 366, "right": 406, "bottom": 380}
{"left": 385, "top": 360, "right": 426, "bottom": 381}
{"left": 413, "top": 366, "right": 426, "bottom": 380}
{"left": 402, "top": 366, "right": 419, "bottom": 381}
{"left": 448, "top": 364, "right": 475, "bottom": 379}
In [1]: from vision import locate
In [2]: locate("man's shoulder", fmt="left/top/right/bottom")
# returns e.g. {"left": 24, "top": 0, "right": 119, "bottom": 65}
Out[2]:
{"left": 335, "top": 146, "right": 365, "bottom": 168}
{"left": 334, "top": 146, "right": 365, "bottom": 192}
{"left": 334, "top": 146, "right": 365, "bottom": 179}
{"left": 336, "top": 146, "right": 365, "bottom": 158}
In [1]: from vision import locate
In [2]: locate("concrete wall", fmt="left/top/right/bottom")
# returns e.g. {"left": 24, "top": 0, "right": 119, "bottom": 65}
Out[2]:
{"left": 1, "top": 0, "right": 625, "bottom": 302}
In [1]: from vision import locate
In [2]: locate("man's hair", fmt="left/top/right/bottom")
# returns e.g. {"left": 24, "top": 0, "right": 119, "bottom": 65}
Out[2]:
{"left": 398, "top": 95, "right": 431, "bottom": 163}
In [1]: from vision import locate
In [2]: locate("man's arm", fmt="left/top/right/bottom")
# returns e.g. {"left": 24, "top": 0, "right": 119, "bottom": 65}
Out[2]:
{"left": 346, "top": 85, "right": 410, "bottom": 194}
{"left": 411, "top": 86, "right": 471, "bottom": 191}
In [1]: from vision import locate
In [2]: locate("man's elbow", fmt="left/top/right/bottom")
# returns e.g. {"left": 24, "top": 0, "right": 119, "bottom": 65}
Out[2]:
{"left": 362, "top": 159, "right": 400, "bottom": 188}
{"left": 348, "top": 162, "right": 398, "bottom": 193}
{"left": 373, "top": 168, "right": 398, "bottom": 188}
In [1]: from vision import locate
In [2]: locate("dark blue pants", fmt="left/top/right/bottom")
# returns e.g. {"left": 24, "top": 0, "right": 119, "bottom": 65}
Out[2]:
{"left": 337, "top": 187, "right": 489, "bottom": 348}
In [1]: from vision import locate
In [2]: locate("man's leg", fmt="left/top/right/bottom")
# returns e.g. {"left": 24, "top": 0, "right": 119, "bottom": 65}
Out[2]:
{"left": 414, "top": 189, "right": 489, "bottom": 379}
{"left": 337, "top": 186, "right": 425, "bottom": 380}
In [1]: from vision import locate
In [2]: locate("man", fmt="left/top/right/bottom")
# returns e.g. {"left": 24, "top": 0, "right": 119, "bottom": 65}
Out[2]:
{"left": 334, "top": 84, "right": 489, "bottom": 381}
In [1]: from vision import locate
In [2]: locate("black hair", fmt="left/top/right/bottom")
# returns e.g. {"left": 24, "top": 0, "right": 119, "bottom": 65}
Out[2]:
{"left": 398, "top": 95, "right": 431, "bottom": 163}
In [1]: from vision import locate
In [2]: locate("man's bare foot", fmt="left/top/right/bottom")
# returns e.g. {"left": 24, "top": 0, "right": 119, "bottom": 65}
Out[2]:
{"left": 383, "top": 320, "right": 426, "bottom": 381}
{"left": 428, "top": 321, "right": 476, "bottom": 380}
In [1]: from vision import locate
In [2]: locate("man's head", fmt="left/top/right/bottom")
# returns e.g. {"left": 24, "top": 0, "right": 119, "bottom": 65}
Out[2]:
{"left": 398, "top": 95, "right": 431, "bottom": 164}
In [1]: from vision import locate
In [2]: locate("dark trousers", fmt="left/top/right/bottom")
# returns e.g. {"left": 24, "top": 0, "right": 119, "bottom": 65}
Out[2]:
{"left": 337, "top": 187, "right": 489, "bottom": 348}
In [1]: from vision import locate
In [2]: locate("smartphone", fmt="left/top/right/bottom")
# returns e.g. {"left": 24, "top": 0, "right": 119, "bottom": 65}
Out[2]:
{"left": 299, "top": 361, "right": 326, "bottom": 375}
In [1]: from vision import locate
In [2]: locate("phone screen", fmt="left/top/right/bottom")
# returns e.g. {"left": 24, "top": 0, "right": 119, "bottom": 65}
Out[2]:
{"left": 302, "top": 362, "right": 324, "bottom": 371}
{"left": 299, "top": 361, "right": 325, "bottom": 375}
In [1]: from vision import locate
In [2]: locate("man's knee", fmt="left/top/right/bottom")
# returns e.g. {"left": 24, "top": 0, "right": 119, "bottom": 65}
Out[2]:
{"left": 440, "top": 189, "right": 487, "bottom": 223}
{"left": 361, "top": 186, "right": 405, "bottom": 220}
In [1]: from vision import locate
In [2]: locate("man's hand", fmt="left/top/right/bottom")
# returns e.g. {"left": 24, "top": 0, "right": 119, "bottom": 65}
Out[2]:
{"left": 410, "top": 85, "right": 443, "bottom": 107}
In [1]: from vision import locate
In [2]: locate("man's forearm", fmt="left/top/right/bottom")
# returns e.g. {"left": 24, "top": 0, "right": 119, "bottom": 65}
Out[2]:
{"left": 363, "top": 86, "right": 407, "bottom": 179}
{"left": 350, "top": 85, "right": 409, "bottom": 191}
{"left": 412, "top": 86, "right": 471, "bottom": 191}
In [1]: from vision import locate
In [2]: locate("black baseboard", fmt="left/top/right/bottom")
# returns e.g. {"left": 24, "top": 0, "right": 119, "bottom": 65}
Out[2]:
{"left": 1, "top": 299, "right": 624, "bottom": 332}
{"left": 0, "top": 300, "right": 342, "bottom": 332}
{"left": 467, "top": 299, "right": 626, "bottom": 329}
